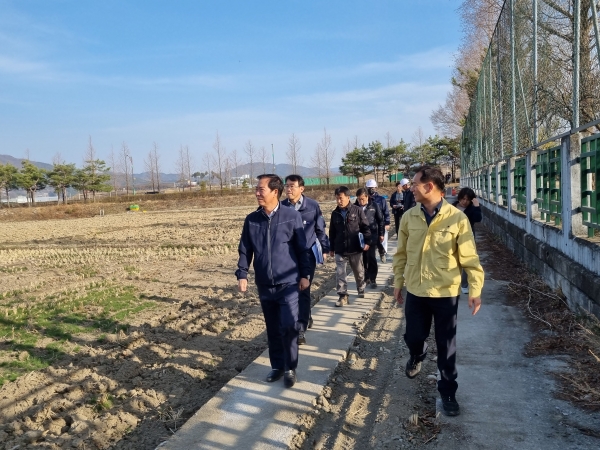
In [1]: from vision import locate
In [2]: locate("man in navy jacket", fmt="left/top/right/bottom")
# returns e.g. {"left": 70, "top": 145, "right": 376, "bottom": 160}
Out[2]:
{"left": 282, "top": 174, "right": 330, "bottom": 345}
{"left": 366, "top": 179, "right": 390, "bottom": 262}
{"left": 236, "top": 174, "right": 311, "bottom": 388}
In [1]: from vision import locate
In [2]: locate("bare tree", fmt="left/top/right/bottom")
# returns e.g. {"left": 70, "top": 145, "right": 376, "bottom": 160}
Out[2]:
{"left": 310, "top": 145, "right": 324, "bottom": 181}
{"left": 384, "top": 132, "right": 396, "bottom": 150}
{"left": 286, "top": 133, "right": 303, "bottom": 174}
{"left": 244, "top": 140, "right": 256, "bottom": 186}
{"left": 144, "top": 150, "right": 156, "bottom": 192}
{"left": 202, "top": 152, "right": 213, "bottom": 190}
{"left": 121, "top": 142, "right": 131, "bottom": 195}
{"left": 108, "top": 145, "right": 119, "bottom": 194}
{"left": 230, "top": 148, "right": 242, "bottom": 180}
{"left": 315, "top": 128, "right": 336, "bottom": 185}
{"left": 211, "top": 132, "right": 226, "bottom": 189}
{"left": 258, "top": 146, "right": 268, "bottom": 174}
{"left": 175, "top": 145, "right": 191, "bottom": 190}
{"left": 224, "top": 155, "right": 232, "bottom": 187}
{"left": 152, "top": 142, "right": 161, "bottom": 192}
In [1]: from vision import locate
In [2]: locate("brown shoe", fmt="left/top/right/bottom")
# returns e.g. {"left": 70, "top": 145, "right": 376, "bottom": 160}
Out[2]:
{"left": 335, "top": 294, "right": 348, "bottom": 307}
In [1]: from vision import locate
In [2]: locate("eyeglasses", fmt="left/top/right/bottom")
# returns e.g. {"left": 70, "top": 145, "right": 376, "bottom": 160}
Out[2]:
{"left": 285, "top": 185, "right": 300, "bottom": 190}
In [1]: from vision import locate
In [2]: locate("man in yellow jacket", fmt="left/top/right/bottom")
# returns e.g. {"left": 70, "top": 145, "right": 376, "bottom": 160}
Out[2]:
{"left": 393, "top": 166, "right": 484, "bottom": 417}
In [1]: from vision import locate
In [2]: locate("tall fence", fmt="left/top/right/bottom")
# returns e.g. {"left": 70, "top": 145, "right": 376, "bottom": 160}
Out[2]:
{"left": 461, "top": 0, "right": 600, "bottom": 317}
{"left": 461, "top": 0, "right": 600, "bottom": 239}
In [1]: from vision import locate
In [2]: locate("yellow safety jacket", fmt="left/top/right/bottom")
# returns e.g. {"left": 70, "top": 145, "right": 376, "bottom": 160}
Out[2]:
{"left": 392, "top": 199, "right": 484, "bottom": 298}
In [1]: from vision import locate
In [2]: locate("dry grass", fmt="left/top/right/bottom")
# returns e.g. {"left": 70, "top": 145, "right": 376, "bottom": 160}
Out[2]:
{"left": 482, "top": 229, "right": 600, "bottom": 411}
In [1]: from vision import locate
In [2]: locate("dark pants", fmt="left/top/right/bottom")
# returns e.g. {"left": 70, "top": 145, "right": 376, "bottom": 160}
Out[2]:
{"left": 298, "top": 251, "right": 317, "bottom": 331}
{"left": 362, "top": 243, "right": 378, "bottom": 283}
{"left": 257, "top": 283, "right": 300, "bottom": 371}
{"left": 404, "top": 292, "right": 459, "bottom": 396}
{"left": 394, "top": 212, "right": 402, "bottom": 236}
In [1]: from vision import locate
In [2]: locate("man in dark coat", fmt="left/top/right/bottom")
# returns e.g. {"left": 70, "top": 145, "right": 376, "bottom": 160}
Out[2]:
{"left": 236, "top": 174, "right": 311, "bottom": 388}
{"left": 282, "top": 174, "right": 330, "bottom": 345}
{"left": 329, "top": 186, "right": 371, "bottom": 307}
{"left": 365, "top": 179, "right": 390, "bottom": 262}
{"left": 355, "top": 188, "right": 384, "bottom": 288}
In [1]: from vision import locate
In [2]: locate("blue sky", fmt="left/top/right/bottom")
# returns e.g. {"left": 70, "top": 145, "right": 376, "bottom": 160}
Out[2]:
{"left": 0, "top": 0, "right": 462, "bottom": 171}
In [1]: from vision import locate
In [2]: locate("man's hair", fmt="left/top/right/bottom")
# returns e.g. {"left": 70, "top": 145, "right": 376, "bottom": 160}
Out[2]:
{"left": 395, "top": 181, "right": 401, "bottom": 187}
{"left": 457, "top": 187, "right": 476, "bottom": 202}
{"left": 414, "top": 166, "right": 445, "bottom": 192}
{"left": 284, "top": 174, "right": 305, "bottom": 187}
{"left": 356, "top": 187, "right": 369, "bottom": 197}
{"left": 334, "top": 186, "right": 351, "bottom": 197}
{"left": 257, "top": 174, "right": 284, "bottom": 198}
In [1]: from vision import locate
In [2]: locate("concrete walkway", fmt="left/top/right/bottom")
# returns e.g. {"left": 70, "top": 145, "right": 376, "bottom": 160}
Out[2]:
{"left": 157, "top": 244, "right": 397, "bottom": 450}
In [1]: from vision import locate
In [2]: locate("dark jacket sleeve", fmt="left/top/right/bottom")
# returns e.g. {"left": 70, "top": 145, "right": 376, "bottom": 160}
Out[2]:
{"left": 328, "top": 213, "right": 336, "bottom": 253}
{"left": 374, "top": 203, "right": 384, "bottom": 237}
{"left": 403, "top": 191, "right": 416, "bottom": 210}
{"left": 358, "top": 207, "right": 371, "bottom": 242}
{"left": 381, "top": 197, "right": 390, "bottom": 225}
{"left": 235, "top": 217, "right": 253, "bottom": 280}
{"left": 466, "top": 205, "right": 483, "bottom": 225}
{"left": 315, "top": 204, "right": 330, "bottom": 253}
{"left": 292, "top": 213, "right": 311, "bottom": 279}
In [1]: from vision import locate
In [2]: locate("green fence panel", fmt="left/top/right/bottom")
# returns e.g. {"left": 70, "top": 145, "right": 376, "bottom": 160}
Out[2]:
{"left": 500, "top": 164, "right": 508, "bottom": 207}
{"left": 514, "top": 157, "right": 526, "bottom": 212}
{"left": 491, "top": 167, "right": 497, "bottom": 204}
{"left": 534, "top": 146, "right": 561, "bottom": 225}
{"left": 581, "top": 134, "right": 600, "bottom": 237}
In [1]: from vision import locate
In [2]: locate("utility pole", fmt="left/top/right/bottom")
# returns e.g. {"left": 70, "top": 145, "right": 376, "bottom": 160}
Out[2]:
{"left": 271, "top": 143, "right": 275, "bottom": 174}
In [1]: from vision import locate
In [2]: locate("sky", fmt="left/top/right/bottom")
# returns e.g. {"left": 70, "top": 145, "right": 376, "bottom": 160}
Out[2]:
{"left": 0, "top": 0, "right": 462, "bottom": 172}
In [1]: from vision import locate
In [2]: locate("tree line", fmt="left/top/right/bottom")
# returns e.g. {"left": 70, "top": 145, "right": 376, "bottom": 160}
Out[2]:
{"left": 339, "top": 132, "right": 460, "bottom": 185}
{"left": 0, "top": 140, "right": 111, "bottom": 207}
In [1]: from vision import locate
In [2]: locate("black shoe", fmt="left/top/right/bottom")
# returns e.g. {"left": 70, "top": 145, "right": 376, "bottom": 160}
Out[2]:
{"left": 266, "top": 369, "right": 284, "bottom": 382}
{"left": 298, "top": 331, "right": 306, "bottom": 345}
{"left": 370, "top": 282, "right": 378, "bottom": 289}
{"left": 284, "top": 370, "right": 296, "bottom": 388}
{"left": 441, "top": 394, "right": 460, "bottom": 416}
{"left": 405, "top": 356, "right": 422, "bottom": 379}
{"left": 358, "top": 291, "right": 365, "bottom": 298}
{"left": 307, "top": 317, "right": 313, "bottom": 329}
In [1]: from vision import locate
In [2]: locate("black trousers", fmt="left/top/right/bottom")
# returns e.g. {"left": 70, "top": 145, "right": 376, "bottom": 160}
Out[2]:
{"left": 394, "top": 212, "right": 402, "bottom": 236}
{"left": 362, "top": 243, "right": 378, "bottom": 283}
{"left": 404, "top": 292, "right": 459, "bottom": 396}
{"left": 257, "top": 283, "right": 300, "bottom": 371}
{"left": 298, "top": 251, "right": 316, "bottom": 331}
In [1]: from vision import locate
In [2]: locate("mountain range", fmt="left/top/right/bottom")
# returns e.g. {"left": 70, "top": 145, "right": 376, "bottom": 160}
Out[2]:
{"left": 0, "top": 154, "right": 332, "bottom": 184}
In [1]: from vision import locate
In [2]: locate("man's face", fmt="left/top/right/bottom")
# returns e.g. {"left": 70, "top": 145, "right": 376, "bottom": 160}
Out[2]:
{"left": 402, "top": 184, "right": 410, "bottom": 191}
{"left": 396, "top": 184, "right": 402, "bottom": 192}
{"left": 336, "top": 193, "right": 350, "bottom": 208}
{"left": 284, "top": 180, "right": 304, "bottom": 202}
{"left": 367, "top": 187, "right": 377, "bottom": 196}
{"left": 357, "top": 194, "right": 369, "bottom": 206}
{"left": 410, "top": 173, "right": 432, "bottom": 203}
{"left": 255, "top": 178, "right": 278, "bottom": 207}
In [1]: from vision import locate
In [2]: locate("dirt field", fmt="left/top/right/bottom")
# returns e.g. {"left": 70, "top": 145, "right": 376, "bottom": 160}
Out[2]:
{"left": 0, "top": 203, "right": 338, "bottom": 449}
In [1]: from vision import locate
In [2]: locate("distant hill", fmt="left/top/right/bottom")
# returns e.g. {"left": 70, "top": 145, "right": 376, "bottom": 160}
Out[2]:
{"left": 0, "top": 154, "right": 53, "bottom": 170}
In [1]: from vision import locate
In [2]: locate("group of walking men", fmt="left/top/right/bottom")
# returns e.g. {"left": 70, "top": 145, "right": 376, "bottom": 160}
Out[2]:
{"left": 236, "top": 167, "right": 484, "bottom": 417}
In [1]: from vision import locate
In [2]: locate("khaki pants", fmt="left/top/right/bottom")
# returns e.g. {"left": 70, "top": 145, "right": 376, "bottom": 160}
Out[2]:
{"left": 335, "top": 253, "right": 365, "bottom": 295}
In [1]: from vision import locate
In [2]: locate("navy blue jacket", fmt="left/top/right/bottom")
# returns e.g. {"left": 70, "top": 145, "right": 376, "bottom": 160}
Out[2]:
{"left": 329, "top": 203, "right": 372, "bottom": 255}
{"left": 452, "top": 201, "right": 483, "bottom": 233}
{"left": 281, "top": 195, "right": 330, "bottom": 253}
{"left": 354, "top": 199, "right": 384, "bottom": 246}
{"left": 236, "top": 203, "right": 311, "bottom": 286}
{"left": 370, "top": 192, "right": 390, "bottom": 225}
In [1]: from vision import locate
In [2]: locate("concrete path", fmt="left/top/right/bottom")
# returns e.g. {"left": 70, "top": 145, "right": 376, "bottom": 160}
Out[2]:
{"left": 427, "top": 248, "right": 600, "bottom": 449}
{"left": 157, "top": 244, "right": 397, "bottom": 450}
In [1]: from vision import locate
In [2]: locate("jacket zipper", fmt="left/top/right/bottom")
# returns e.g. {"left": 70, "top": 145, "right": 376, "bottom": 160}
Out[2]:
{"left": 267, "top": 216, "right": 274, "bottom": 283}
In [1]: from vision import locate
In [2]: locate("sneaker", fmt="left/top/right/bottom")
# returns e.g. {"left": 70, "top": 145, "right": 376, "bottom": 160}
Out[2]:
{"left": 441, "top": 394, "right": 460, "bottom": 416}
{"left": 461, "top": 286, "right": 469, "bottom": 295}
{"left": 405, "top": 356, "right": 422, "bottom": 379}
{"left": 307, "top": 317, "right": 313, "bottom": 329}
{"left": 358, "top": 291, "right": 365, "bottom": 298}
{"left": 370, "top": 282, "right": 378, "bottom": 289}
{"left": 298, "top": 331, "right": 306, "bottom": 345}
{"left": 335, "top": 295, "right": 348, "bottom": 307}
